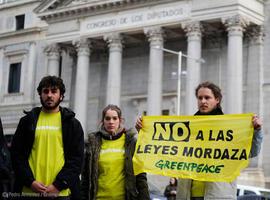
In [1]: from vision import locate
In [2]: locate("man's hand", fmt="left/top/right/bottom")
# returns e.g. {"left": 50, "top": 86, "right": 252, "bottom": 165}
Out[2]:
{"left": 135, "top": 116, "right": 142, "bottom": 132}
{"left": 252, "top": 115, "right": 262, "bottom": 130}
{"left": 46, "top": 184, "right": 59, "bottom": 197}
{"left": 31, "top": 181, "right": 47, "bottom": 193}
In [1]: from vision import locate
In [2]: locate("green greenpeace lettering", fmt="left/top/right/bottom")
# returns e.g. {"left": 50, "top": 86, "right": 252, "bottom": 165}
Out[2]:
{"left": 155, "top": 160, "right": 224, "bottom": 174}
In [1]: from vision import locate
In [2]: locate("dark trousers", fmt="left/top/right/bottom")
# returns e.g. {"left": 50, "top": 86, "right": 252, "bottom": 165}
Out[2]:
{"left": 1, "top": 180, "right": 12, "bottom": 200}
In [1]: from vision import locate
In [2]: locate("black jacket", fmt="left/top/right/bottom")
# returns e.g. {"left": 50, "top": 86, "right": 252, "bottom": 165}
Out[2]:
{"left": 11, "top": 107, "right": 84, "bottom": 200}
{"left": 0, "top": 118, "right": 11, "bottom": 180}
{"left": 164, "top": 184, "right": 177, "bottom": 200}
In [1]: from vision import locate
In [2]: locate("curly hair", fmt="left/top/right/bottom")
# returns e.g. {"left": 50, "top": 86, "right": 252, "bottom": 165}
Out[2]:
{"left": 37, "top": 76, "right": 66, "bottom": 98}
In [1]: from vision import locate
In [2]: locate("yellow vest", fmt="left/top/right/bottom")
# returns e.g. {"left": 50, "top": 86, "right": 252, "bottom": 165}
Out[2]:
{"left": 22, "top": 111, "right": 70, "bottom": 196}
{"left": 96, "top": 134, "right": 126, "bottom": 200}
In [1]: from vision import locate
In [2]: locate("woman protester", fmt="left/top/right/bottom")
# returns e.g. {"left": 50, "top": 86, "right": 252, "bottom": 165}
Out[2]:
{"left": 164, "top": 177, "right": 177, "bottom": 200}
{"left": 81, "top": 104, "right": 150, "bottom": 200}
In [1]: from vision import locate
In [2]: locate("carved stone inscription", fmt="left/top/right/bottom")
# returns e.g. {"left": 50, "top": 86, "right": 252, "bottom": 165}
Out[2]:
{"left": 80, "top": 2, "right": 190, "bottom": 35}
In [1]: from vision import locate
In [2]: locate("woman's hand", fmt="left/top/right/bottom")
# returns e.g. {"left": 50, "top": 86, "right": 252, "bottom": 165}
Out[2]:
{"left": 135, "top": 116, "right": 142, "bottom": 132}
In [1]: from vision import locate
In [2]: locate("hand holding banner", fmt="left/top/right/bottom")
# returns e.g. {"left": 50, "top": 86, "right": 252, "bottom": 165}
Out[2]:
{"left": 133, "top": 114, "right": 253, "bottom": 182}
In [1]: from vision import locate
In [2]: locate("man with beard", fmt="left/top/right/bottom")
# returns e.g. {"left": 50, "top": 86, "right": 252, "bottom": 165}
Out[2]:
{"left": 11, "top": 76, "right": 84, "bottom": 200}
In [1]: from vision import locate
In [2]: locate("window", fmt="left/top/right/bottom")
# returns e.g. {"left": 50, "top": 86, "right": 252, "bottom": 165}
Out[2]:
{"left": 162, "top": 109, "right": 170, "bottom": 115}
{"left": 59, "top": 54, "right": 62, "bottom": 77}
{"left": 244, "top": 190, "right": 256, "bottom": 195}
{"left": 15, "top": 14, "right": 25, "bottom": 30}
{"left": 142, "top": 110, "right": 170, "bottom": 116}
{"left": 8, "top": 63, "right": 21, "bottom": 93}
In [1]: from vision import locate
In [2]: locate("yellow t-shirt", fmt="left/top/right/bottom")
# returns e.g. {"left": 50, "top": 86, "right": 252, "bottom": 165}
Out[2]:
{"left": 96, "top": 134, "right": 126, "bottom": 200}
{"left": 191, "top": 180, "right": 205, "bottom": 197}
{"left": 22, "top": 111, "right": 70, "bottom": 196}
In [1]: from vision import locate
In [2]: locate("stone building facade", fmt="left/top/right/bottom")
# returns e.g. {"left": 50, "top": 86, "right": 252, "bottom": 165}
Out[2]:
{"left": 0, "top": 0, "right": 269, "bottom": 188}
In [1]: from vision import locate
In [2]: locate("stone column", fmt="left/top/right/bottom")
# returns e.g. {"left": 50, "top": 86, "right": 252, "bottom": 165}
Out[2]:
{"left": 182, "top": 22, "right": 203, "bottom": 115}
{"left": 104, "top": 33, "right": 123, "bottom": 106}
{"left": 144, "top": 26, "right": 164, "bottom": 115}
{"left": 73, "top": 38, "right": 91, "bottom": 134}
{"left": 26, "top": 42, "right": 37, "bottom": 101}
{"left": 223, "top": 15, "right": 248, "bottom": 114}
{"left": 45, "top": 43, "right": 61, "bottom": 76}
{"left": 246, "top": 26, "right": 264, "bottom": 115}
{"left": 0, "top": 48, "right": 3, "bottom": 102}
{"left": 246, "top": 25, "right": 264, "bottom": 169}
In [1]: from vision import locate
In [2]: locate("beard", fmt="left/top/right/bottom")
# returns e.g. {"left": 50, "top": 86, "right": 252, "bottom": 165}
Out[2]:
{"left": 40, "top": 97, "right": 62, "bottom": 111}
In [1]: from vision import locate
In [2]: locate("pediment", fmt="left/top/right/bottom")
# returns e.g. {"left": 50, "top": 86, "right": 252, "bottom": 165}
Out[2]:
{"left": 35, "top": 0, "right": 135, "bottom": 14}
{"left": 34, "top": 0, "right": 73, "bottom": 14}
{"left": 34, "top": 0, "right": 159, "bottom": 22}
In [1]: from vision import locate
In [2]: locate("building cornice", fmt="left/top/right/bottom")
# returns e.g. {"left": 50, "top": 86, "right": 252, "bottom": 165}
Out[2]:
{"left": 0, "top": 27, "right": 46, "bottom": 47}
{"left": 0, "top": 0, "right": 40, "bottom": 10}
{"left": 0, "top": 27, "right": 44, "bottom": 39}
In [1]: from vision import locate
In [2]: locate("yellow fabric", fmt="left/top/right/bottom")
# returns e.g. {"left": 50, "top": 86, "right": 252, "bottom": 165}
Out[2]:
{"left": 22, "top": 111, "right": 70, "bottom": 196}
{"left": 191, "top": 180, "right": 205, "bottom": 197}
{"left": 96, "top": 134, "right": 126, "bottom": 200}
{"left": 133, "top": 114, "right": 254, "bottom": 182}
